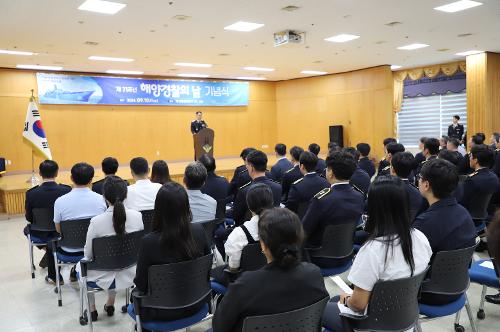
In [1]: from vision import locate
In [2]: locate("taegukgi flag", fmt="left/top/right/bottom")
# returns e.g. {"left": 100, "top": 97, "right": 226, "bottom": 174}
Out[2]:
{"left": 23, "top": 99, "right": 52, "bottom": 160}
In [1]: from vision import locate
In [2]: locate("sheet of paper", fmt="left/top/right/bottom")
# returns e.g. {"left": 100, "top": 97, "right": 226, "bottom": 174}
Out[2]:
{"left": 330, "top": 276, "right": 353, "bottom": 295}
{"left": 480, "top": 260, "right": 494, "bottom": 269}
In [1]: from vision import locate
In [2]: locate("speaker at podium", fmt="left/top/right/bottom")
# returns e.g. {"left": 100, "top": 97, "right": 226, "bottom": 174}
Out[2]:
{"left": 193, "top": 128, "right": 215, "bottom": 161}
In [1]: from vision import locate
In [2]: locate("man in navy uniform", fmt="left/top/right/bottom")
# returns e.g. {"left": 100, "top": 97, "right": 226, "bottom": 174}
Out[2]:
{"left": 344, "top": 147, "right": 371, "bottom": 195}
{"left": 91, "top": 157, "right": 120, "bottom": 194}
{"left": 458, "top": 134, "right": 484, "bottom": 175}
{"left": 414, "top": 137, "right": 427, "bottom": 172}
{"left": 270, "top": 143, "right": 292, "bottom": 182}
{"left": 227, "top": 147, "right": 255, "bottom": 199}
{"left": 281, "top": 146, "right": 304, "bottom": 201}
{"left": 190, "top": 111, "right": 208, "bottom": 134}
{"left": 356, "top": 143, "right": 375, "bottom": 178}
{"left": 308, "top": 143, "right": 326, "bottom": 174}
{"left": 447, "top": 115, "right": 464, "bottom": 141}
{"left": 285, "top": 151, "right": 329, "bottom": 214}
{"left": 199, "top": 153, "right": 229, "bottom": 202}
{"left": 377, "top": 137, "right": 397, "bottom": 176}
{"left": 24, "top": 160, "right": 71, "bottom": 268}
{"left": 415, "top": 138, "right": 439, "bottom": 186}
{"left": 378, "top": 142, "right": 405, "bottom": 178}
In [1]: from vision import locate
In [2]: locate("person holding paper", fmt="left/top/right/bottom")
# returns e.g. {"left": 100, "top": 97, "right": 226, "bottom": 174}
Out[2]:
{"left": 322, "top": 176, "right": 432, "bottom": 331}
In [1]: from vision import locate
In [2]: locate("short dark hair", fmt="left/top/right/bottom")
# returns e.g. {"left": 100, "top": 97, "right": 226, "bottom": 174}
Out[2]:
{"left": 453, "top": 115, "right": 460, "bottom": 121}
{"left": 101, "top": 157, "right": 119, "bottom": 175}
{"left": 240, "top": 147, "right": 256, "bottom": 161}
{"left": 420, "top": 159, "right": 458, "bottom": 199}
{"left": 424, "top": 138, "right": 440, "bottom": 155}
{"left": 196, "top": 111, "right": 202, "bottom": 115}
{"left": 441, "top": 135, "right": 449, "bottom": 144}
{"left": 472, "top": 134, "right": 485, "bottom": 145}
{"left": 383, "top": 137, "right": 397, "bottom": 147}
{"left": 419, "top": 137, "right": 428, "bottom": 144}
{"left": 356, "top": 143, "right": 371, "bottom": 157}
{"left": 476, "top": 132, "right": 486, "bottom": 141}
{"left": 328, "top": 142, "right": 340, "bottom": 152}
{"left": 448, "top": 138, "right": 460, "bottom": 148}
{"left": 39, "top": 160, "right": 59, "bottom": 178}
{"left": 391, "top": 152, "right": 415, "bottom": 178}
{"left": 326, "top": 151, "right": 357, "bottom": 180}
{"left": 246, "top": 183, "right": 274, "bottom": 215}
{"left": 387, "top": 142, "right": 405, "bottom": 156}
{"left": 470, "top": 144, "right": 494, "bottom": 167}
{"left": 290, "top": 146, "right": 304, "bottom": 162}
{"left": 130, "top": 157, "right": 148, "bottom": 176}
{"left": 299, "top": 151, "right": 318, "bottom": 172}
{"left": 438, "top": 149, "right": 460, "bottom": 166}
{"left": 308, "top": 143, "right": 321, "bottom": 156}
{"left": 246, "top": 150, "right": 268, "bottom": 172}
{"left": 151, "top": 160, "right": 171, "bottom": 184}
{"left": 184, "top": 161, "right": 207, "bottom": 189}
{"left": 71, "top": 162, "right": 95, "bottom": 185}
{"left": 343, "top": 147, "right": 360, "bottom": 162}
{"left": 275, "top": 143, "right": 287, "bottom": 156}
{"left": 198, "top": 154, "right": 216, "bottom": 172}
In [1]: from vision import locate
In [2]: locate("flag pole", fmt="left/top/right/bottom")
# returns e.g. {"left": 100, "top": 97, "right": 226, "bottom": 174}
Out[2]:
{"left": 26, "top": 89, "right": 39, "bottom": 186}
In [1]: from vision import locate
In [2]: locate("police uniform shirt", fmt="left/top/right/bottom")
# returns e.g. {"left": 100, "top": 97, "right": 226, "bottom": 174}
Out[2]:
{"left": 228, "top": 165, "right": 251, "bottom": 198}
{"left": 458, "top": 153, "right": 473, "bottom": 175}
{"left": 25, "top": 181, "right": 71, "bottom": 223}
{"left": 414, "top": 152, "right": 425, "bottom": 171}
{"left": 285, "top": 172, "right": 329, "bottom": 213}
{"left": 455, "top": 167, "right": 500, "bottom": 211}
{"left": 493, "top": 148, "right": 500, "bottom": 177}
{"left": 415, "top": 155, "right": 437, "bottom": 186}
{"left": 377, "top": 158, "right": 390, "bottom": 176}
{"left": 448, "top": 123, "right": 464, "bottom": 140}
{"left": 302, "top": 182, "right": 365, "bottom": 247}
{"left": 315, "top": 158, "right": 327, "bottom": 174}
{"left": 269, "top": 157, "right": 293, "bottom": 183}
{"left": 350, "top": 167, "right": 371, "bottom": 195}
{"left": 358, "top": 157, "right": 375, "bottom": 178}
{"left": 201, "top": 171, "right": 229, "bottom": 202}
{"left": 281, "top": 165, "right": 303, "bottom": 201}
{"left": 401, "top": 179, "right": 427, "bottom": 221}
{"left": 191, "top": 120, "right": 208, "bottom": 134}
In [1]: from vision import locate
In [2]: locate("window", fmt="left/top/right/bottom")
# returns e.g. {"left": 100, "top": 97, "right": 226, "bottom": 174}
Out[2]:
{"left": 397, "top": 92, "right": 467, "bottom": 147}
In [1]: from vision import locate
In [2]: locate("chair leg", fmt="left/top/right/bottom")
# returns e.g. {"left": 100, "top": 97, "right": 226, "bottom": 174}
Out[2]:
{"left": 28, "top": 237, "right": 35, "bottom": 279}
{"left": 122, "top": 287, "right": 130, "bottom": 313}
{"left": 82, "top": 277, "right": 93, "bottom": 332}
{"left": 465, "top": 294, "right": 478, "bottom": 332}
{"left": 136, "top": 315, "right": 143, "bottom": 332}
{"left": 454, "top": 309, "right": 461, "bottom": 325}
{"left": 53, "top": 252, "right": 62, "bottom": 307}
{"left": 415, "top": 320, "right": 422, "bottom": 332}
{"left": 477, "top": 285, "right": 487, "bottom": 319}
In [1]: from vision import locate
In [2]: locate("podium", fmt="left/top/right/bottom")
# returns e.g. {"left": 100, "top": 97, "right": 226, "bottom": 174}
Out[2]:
{"left": 193, "top": 128, "right": 215, "bottom": 161}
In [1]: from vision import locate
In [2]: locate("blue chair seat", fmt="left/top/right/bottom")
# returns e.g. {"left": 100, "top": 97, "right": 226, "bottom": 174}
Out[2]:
{"left": 128, "top": 303, "right": 209, "bottom": 331}
{"left": 419, "top": 294, "right": 466, "bottom": 318}
{"left": 211, "top": 281, "right": 228, "bottom": 295}
{"left": 29, "top": 235, "right": 52, "bottom": 244}
{"left": 320, "top": 261, "right": 353, "bottom": 277}
{"left": 56, "top": 252, "right": 83, "bottom": 263}
{"left": 87, "top": 280, "right": 116, "bottom": 290}
{"left": 475, "top": 222, "right": 486, "bottom": 233}
{"left": 469, "top": 259, "right": 500, "bottom": 288}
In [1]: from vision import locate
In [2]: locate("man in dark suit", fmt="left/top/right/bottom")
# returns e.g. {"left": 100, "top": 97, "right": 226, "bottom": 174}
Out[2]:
{"left": 458, "top": 134, "right": 485, "bottom": 175}
{"left": 285, "top": 151, "right": 329, "bottom": 214}
{"left": 281, "top": 146, "right": 304, "bottom": 201}
{"left": 308, "top": 143, "right": 326, "bottom": 174}
{"left": 24, "top": 160, "right": 71, "bottom": 268}
{"left": 377, "top": 137, "right": 397, "bottom": 176}
{"left": 269, "top": 143, "right": 292, "bottom": 182}
{"left": 415, "top": 138, "right": 439, "bottom": 185}
{"left": 446, "top": 138, "right": 464, "bottom": 165}
{"left": 378, "top": 142, "right": 405, "bottom": 178}
{"left": 356, "top": 143, "right": 375, "bottom": 178}
{"left": 199, "top": 154, "right": 229, "bottom": 202}
{"left": 447, "top": 115, "right": 464, "bottom": 141}
{"left": 190, "top": 111, "right": 208, "bottom": 134}
{"left": 228, "top": 147, "right": 255, "bottom": 199}
{"left": 344, "top": 147, "right": 371, "bottom": 195}
{"left": 91, "top": 157, "right": 120, "bottom": 194}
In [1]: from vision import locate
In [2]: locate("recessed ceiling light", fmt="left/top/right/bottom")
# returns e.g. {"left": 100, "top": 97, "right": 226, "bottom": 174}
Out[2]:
{"left": 89, "top": 55, "right": 134, "bottom": 62}
{"left": 106, "top": 69, "right": 144, "bottom": 75}
{"left": 0, "top": 49, "right": 36, "bottom": 56}
{"left": 455, "top": 50, "right": 483, "bottom": 56}
{"left": 174, "top": 62, "right": 213, "bottom": 68}
{"left": 281, "top": 5, "right": 300, "bottom": 12}
{"left": 243, "top": 66, "right": 275, "bottom": 72}
{"left": 434, "top": 0, "right": 482, "bottom": 13}
{"left": 300, "top": 70, "right": 328, "bottom": 75}
{"left": 78, "top": 0, "right": 126, "bottom": 15}
{"left": 397, "top": 43, "right": 429, "bottom": 50}
{"left": 177, "top": 73, "right": 210, "bottom": 78}
{"left": 236, "top": 77, "right": 267, "bottom": 80}
{"left": 224, "top": 21, "right": 264, "bottom": 32}
{"left": 17, "top": 64, "right": 63, "bottom": 71}
{"left": 390, "top": 65, "right": 402, "bottom": 70}
{"left": 324, "top": 34, "right": 360, "bottom": 43}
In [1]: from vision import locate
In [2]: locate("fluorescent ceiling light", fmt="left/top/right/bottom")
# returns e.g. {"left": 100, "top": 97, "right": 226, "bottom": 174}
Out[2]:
{"left": 89, "top": 55, "right": 134, "bottom": 62}
{"left": 397, "top": 43, "right": 429, "bottom": 50}
{"left": 390, "top": 65, "right": 402, "bottom": 70}
{"left": 455, "top": 50, "right": 483, "bottom": 56}
{"left": 236, "top": 77, "right": 266, "bottom": 80}
{"left": 300, "top": 70, "right": 328, "bottom": 75}
{"left": 106, "top": 69, "right": 143, "bottom": 75}
{"left": 17, "top": 64, "right": 62, "bottom": 71}
{"left": 177, "top": 73, "right": 210, "bottom": 78}
{"left": 434, "top": 0, "right": 482, "bottom": 13}
{"left": 224, "top": 21, "right": 264, "bottom": 32}
{"left": 243, "top": 66, "right": 275, "bottom": 72}
{"left": 324, "top": 34, "right": 360, "bottom": 43}
{"left": 0, "top": 49, "right": 36, "bottom": 56}
{"left": 78, "top": 0, "right": 126, "bottom": 15}
{"left": 174, "top": 62, "right": 212, "bottom": 68}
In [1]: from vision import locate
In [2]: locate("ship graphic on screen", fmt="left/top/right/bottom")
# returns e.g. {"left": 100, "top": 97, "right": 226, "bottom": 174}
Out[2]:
{"left": 43, "top": 84, "right": 94, "bottom": 102}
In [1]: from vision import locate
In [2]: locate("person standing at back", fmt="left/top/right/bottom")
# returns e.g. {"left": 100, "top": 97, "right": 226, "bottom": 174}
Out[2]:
{"left": 124, "top": 157, "right": 161, "bottom": 211}
{"left": 270, "top": 143, "right": 293, "bottom": 182}
{"left": 281, "top": 146, "right": 304, "bottom": 201}
{"left": 309, "top": 143, "right": 326, "bottom": 174}
{"left": 92, "top": 157, "right": 120, "bottom": 194}
{"left": 184, "top": 161, "right": 217, "bottom": 222}
{"left": 448, "top": 115, "right": 464, "bottom": 141}
{"left": 356, "top": 143, "right": 375, "bottom": 178}
{"left": 199, "top": 154, "right": 229, "bottom": 202}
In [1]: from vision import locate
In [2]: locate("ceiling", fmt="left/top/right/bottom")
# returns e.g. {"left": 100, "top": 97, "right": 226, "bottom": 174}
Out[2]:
{"left": 0, "top": 0, "right": 499, "bottom": 81}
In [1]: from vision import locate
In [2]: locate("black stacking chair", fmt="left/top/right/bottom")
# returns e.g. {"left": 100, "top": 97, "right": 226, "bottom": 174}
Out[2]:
{"left": 215, "top": 199, "right": 226, "bottom": 219}
{"left": 128, "top": 254, "right": 213, "bottom": 332}
{"left": 467, "top": 192, "right": 494, "bottom": 234}
{"left": 242, "top": 296, "right": 329, "bottom": 332}
{"left": 26, "top": 208, "right": 56, "bottom": 278}
{"left": 200, "top": 218, "right": 224, "bottom": 263}
{"left": 50, "top": 218, "right": 91, "bottom": 307}
{"left": 78, "top": 231, "right": 144, "bottom": 331}
{"left": 140, "top": 210, "right": 154, "bottom": 234}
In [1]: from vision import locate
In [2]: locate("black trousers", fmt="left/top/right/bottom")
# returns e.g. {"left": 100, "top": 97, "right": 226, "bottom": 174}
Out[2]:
{"left": 322, "top": 296, "right": 353, "bottom": 332}
{"left": 46, "top": 246, "right": 83, "bottom": 280}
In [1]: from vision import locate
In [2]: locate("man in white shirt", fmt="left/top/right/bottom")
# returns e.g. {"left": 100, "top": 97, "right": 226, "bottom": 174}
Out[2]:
{"left": 184, "top": 161, "right": 216, "bottom": 222}
{"left": 124, "top": 157, "right": 162, "bottom": 211}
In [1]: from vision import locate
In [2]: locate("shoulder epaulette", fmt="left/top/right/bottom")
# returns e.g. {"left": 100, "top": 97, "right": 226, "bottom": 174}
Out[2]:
{"left": 351, "top": 184, "right": 365, "bottom": 196}
{"left": 238, "top": 168, "right": 248, "bottom": 175}
{"left": 314, "top": 187, "right": 331, "bottom": 199}
{"left": 381, "top": 157, "right": 386, "bottom": 162}
{"left": 468, "top": 171, "right": 478, "bottom": 178}
{"left": 382, "top": 166, "right": 390, "bottom": 171}
{"left": 420, "top": 160, "right": 427, "bottom": 165}
{"left": 293, "top": 177, "right": 304, "bottom": 185}
{"left": 285, "top": 166, "right": 295, "bottom": 174}
{"left": 408, "top": 181, "right": 418, "bottom": 189}
{"left": 239, "top": 181, "right": 252, "bottom": 190}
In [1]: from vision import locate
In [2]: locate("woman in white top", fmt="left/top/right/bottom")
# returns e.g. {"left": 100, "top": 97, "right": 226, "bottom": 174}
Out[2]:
{"left": 322, "top": 176, "right": 432, "bottom": 331}
{"left": 80, "top": 176, "right": 144, "bottom": 322}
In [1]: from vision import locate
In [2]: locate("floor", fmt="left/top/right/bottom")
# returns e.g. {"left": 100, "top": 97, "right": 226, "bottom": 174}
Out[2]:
{"left": 1, "top": 214, "right": 499, "bottom": 332}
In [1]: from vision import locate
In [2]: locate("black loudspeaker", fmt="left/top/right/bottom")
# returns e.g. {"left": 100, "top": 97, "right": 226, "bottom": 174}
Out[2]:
{"left": 0, "top": 158, "right": 5, "bottom": 175}
{"left": 329, "top": 125, "right": 344, "bottom": 148}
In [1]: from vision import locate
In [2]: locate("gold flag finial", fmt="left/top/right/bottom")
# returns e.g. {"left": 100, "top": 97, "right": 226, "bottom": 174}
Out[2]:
{"left": 30, "top": 89, "right": 35, "bottom": 102}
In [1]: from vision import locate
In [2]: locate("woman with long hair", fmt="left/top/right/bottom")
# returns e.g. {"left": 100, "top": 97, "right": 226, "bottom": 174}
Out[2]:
{"left": 150, "top": 160, "right": 171, "bottom": 185}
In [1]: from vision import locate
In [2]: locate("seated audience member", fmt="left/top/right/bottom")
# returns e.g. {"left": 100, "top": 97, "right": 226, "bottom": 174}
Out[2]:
{"left": 285, "top": 151, "right": 329, "bottom": 213}
{"left": 459, "top": 134, "right": 485, "bottom": 175}
{"left": 150, "top": 160, "right": 171, "bottom": 185}
{"left": 80, "top": 176, "right": 144, "bottom": 321}
{"left": 446, "top": 138, "right": 464, "bottom": 163}
{"left": 489, "top": 133, "right": 500, "bottom": 149}
{"left": 134, "top": 182, "right": 210, "bottom": 322}
{"left": 414, "top": 137, "right": 427, "bottom": 171}
{"left": 184, "top": 161, "right": 216, "bottom": 222}
{"left": 212, "top": 183, "right": 274, "bottom": 285}
{"left": 212, "top": 208, "right": 329, "bottom": 332}
{"left": 356, "top": 143, "right": 375, "bottom": 178}
{"left": 231, "top": 150, "right": 282, "bottom": 225}
{"left": 281, "top": 146, "right": 305, "bottom": 201}
{"left": 199, "top": 154, "right": 229, "bottom": 202}
{"left": 92, "top": 157, "right": 120, "bottom": 194}
{"left": 377, "top": 137, "right": 397, "bottom": 175}
{"left": 377, "top": 142, "right": 405, "bottom": 178}
{"left": 269, "top": 143, "right": 293, "bottom": 182}
{"left": 415, "top": 138, "right": 439, "bottom": 185}
{"left": 24, "top": 160, "right": 71, "bottom": 268}
{"left": 438, "top": 149, "right": 461, "bottom": 167}
{"left": 46, "top": 163, "right": 107, "bottom": 284}
{"left": 228, "top": 147, "right": 255, "bottom": 198}
{"left": 390, "top": 152, "right": 427, "bottom": 220}
{"left": 439, "top": 135, "right": 449, "bottom": 150}
{"left": 344, "top": 147, "right": 371, "bottom": 195}
{"left": 328, "top": 142, "right": 341, "bottom": 154}
{"left": 124, "top": 157, "right": 161, "bottom": 211}
{"left": 485, "top": 211, "right": 500, "bottom": 304}
{"left": 302, "top": 151, "right": 365, "bottom": 256}
{"left": 309, "top": 143, "right": 327, "bottom": 174}
{"left": 322, "top": 176, "right": 432, "bottom": 331}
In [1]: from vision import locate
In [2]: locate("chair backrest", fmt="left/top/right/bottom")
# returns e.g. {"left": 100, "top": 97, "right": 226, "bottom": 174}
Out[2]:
{"left": 199, "top": 218, "right": 222, "bottom": 248}
{"left": 242, "top": 297, "right": 329, "bottom": 332}
{"left": 31, "top": 208, "right": 55, "bottom": 232}
{"left": 59, "top": 218, "right": 91, "bottom": 249}
{"left": 142, "top": 254, "right": 213, "bottom": 309}
{"left": 421, "top": 243, "right": 476, "bottom": 295}
{"left": 309, "top": 222, "right": 356, "bottom": 259}
{"left": 216, "top": 199, "right": 226, "bottom": 218}
{"left": 467, "top": 192, "right": 494, "bottom": 220}
{"left": 87, "top": 231, "right": 144, "bottom": 271}
{"left": 240, "top": 242, "right": 267, "bottom": 272}
{"left": 296, "top": 202, "right": 309, "bottom": 219}
{"left": 140, "top": 210, "right": 154, "bottom": 233}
